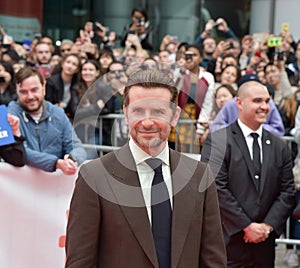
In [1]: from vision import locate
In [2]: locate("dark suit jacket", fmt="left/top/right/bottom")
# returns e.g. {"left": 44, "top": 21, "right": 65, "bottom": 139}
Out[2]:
{"left": 201, "top": 121, "right": 295, "bottom": 242}
{"left": 65, "top": 144, "right": 226, "bottom": 268}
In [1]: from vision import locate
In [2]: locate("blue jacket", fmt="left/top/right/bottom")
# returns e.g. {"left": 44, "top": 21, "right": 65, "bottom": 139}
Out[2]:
{"left": 7, "top": 100, "right": 86, "bottom": 172}
{"left": 209, "top": 97, "right": 285, "bottom": 136}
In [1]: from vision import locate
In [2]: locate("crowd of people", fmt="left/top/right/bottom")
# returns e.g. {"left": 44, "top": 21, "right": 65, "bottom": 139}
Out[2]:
{"left": 1, "top": 5, "right": 300, "bottom": 267}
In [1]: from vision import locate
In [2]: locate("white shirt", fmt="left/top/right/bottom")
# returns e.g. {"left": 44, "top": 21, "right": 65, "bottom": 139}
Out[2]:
{"left": 196, "top": 70, "right": 215, "bottom": 134}
{"left": 238, "top": 119, "right": 263, "bottom": 161}
{"left": 129, "top": 139, "right": 173, "bottom": 224}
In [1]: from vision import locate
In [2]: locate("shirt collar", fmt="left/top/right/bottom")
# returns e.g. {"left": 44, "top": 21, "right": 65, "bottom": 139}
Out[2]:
{"left": 129, "top": 138, "right": 170, "bottom": 167}
{"left": 237, "top": 119, "right": 263, "bottom": 138}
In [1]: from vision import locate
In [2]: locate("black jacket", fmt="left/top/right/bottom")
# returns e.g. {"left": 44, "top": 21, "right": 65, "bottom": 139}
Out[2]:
{"left": 0, "top": 135, "right": 26, "bottom": 167}
{"left": 45, "top": 73, "right": 79, "bottom": 120}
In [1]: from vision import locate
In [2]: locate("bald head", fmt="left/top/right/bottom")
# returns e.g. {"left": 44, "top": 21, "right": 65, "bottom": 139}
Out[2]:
{"left": 237, "top": 81, "right": 268, "bottom": 99}
{"left": 236, "top": 81, "right": 270, "bottom": 130}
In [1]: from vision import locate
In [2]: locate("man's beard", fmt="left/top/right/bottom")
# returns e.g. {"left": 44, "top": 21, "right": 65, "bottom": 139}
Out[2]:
{"left": 21, "top": 100, "right": 43, "bottom": 114}
{"left": 137, "top": 136, "right": 164, "bottom": 149}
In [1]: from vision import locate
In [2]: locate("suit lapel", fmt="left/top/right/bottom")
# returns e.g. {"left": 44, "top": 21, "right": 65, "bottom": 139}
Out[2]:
{"left": 231, "top": 122, "right": 259, "bottom": 192}
{"left": 104, "top": 144, "right": 158, "bottom": 268}
{"left": 260, "top": 130, "right": 272, "bottom": 194}
{"left": 169, "top": 150, "right": 197, "bottom": 267}
{"left": 104, "top": 146, "right": 200, "bottom": 267}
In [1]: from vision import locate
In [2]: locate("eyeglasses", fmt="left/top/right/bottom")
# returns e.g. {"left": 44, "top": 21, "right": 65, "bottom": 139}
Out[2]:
{"left": 61, "top": 48, "right": 71, "bottom": 52}
{"left": 109, "top": 70, "right": 125, "bottom": 79}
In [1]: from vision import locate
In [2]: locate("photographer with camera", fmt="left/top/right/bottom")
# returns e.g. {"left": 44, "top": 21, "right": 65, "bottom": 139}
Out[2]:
{"left": 264, "top": 57, "right": 295, "bottom": 111}
{"left": 80, "top": 21, "right": 114, "bottom": 51}
{"left": 169, "top": 44, "right": 215, "bottom": 153}
{"left": 195, "top": 18, "right": 239, "bottom": 46}
{"left": 194, "top": 18, "right": 240, "bottom": 75}
{"left": 120, "top": 7, "right": 153, "bottom": 51}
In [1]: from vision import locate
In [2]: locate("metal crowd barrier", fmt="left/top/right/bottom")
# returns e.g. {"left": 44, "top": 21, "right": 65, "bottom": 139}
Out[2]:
{"left": 75, "top": 114, "right": 297, "bottom": 156}
{"left": 75, "top": 114, "right": 198, "bottom": 155}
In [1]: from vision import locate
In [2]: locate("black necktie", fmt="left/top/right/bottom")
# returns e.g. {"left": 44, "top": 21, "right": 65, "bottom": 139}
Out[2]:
{"left": 250, "top": 132, "right": 261, "bottom": 177}
{"left": 146, "top": 158, "right": 172, "bottom": 268}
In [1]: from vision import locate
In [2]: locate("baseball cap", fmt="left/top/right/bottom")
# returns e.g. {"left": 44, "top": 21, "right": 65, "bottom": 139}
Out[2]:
{"left": 237, "top": 73, "right": 261, "bottom": 87}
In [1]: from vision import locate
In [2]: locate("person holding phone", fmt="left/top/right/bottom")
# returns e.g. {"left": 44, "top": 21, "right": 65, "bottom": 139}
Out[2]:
{"left": 120, "top": 7, "right": 153, "bottom": 51}
{"left": 264, "top": 60, "right": 295, "bottom": 111}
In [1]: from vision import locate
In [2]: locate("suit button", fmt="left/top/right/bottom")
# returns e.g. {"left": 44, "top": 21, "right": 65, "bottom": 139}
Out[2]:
{"left": 255, "top": 175, "right": 259, "bottom": 179}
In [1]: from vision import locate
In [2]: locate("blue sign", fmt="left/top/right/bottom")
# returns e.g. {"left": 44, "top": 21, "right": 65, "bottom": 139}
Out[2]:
{"left": 0, "top": 105, "right": 16, "bottom": 146}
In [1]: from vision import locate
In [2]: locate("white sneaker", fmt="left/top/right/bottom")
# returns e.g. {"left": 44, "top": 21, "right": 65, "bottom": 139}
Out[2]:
{"left": 284, "top": 249, "right": 299, "bottom": 267}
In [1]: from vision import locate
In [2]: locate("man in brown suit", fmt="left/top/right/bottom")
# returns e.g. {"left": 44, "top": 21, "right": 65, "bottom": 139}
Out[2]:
{"left": 65, "top": 70, "right": 226, "bottom": 268}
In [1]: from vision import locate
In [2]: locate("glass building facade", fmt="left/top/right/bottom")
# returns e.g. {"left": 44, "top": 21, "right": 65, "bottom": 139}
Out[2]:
{"left": 1, "top": 0, "right": 299, "bottom": 50}
{"left": 1, "top": 0, "right": 251, "bottom": 51}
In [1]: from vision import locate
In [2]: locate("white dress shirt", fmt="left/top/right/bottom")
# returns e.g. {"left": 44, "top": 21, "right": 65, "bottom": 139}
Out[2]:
{"left": 238, "top": 119, "right": 263, "bottom": 162}
{"left": 129, "top": 139, "right": 173, "bottom": 224}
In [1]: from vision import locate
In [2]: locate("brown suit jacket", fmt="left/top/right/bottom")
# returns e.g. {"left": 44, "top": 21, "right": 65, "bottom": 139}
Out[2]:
{"left": 65, "top": 144, "right": 226, "bottom": 268}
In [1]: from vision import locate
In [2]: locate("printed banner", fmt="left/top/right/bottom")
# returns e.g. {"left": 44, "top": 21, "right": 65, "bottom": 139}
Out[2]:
{"left": 0, "top": 163, "right": 77, "bottom": 267}
{"left": 0, "top": 105, "right": 15, "bottom": 146}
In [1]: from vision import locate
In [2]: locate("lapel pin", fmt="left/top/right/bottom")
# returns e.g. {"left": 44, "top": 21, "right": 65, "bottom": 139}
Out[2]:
{"left": 266, "top": 140, "right": 271, "bottom": 144}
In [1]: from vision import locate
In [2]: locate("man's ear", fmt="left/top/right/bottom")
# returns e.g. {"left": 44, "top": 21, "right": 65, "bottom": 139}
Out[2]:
{"left": 42, "top": 83, "right": 46, "bottom": 97}
{"left": 123, "top": 105, "right": 129, "bottom": 125}
{"left": 236, "top": 97, "right": 242, "bottom": 111}
{"left": 170, "top": 106, "right": 181, "bottom": 127}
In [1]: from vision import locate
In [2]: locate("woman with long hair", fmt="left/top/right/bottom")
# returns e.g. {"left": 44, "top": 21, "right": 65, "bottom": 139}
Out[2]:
{"left": 75, "top": 59, "right": 115, "bottom": 158}
{"left": 45, "top": 53, "right": 81, "bottom": 120}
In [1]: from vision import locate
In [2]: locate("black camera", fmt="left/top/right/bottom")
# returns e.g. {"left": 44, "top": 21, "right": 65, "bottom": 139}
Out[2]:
{"left": 128, "top": 30, "right": 137, "bottom": 35}
{"left": 115, "top": 34, "right": 122, "bottom": 40}
{"left": 185, "top": 51, "right": 194, "bottom": 61}
{"left": 136, "top": 17, "right": 145, "bottom": 27}
{"left": 0, "top": 44, "right": 10, "bottom": 49}
{"left": 93, "top": 22, "right": 100, "bottom": 33}
{"left": 228, "top": 42, "right": 234, "bottom": 50}
{"left": 277, "top": 51, "right": 285, "bottom": 61}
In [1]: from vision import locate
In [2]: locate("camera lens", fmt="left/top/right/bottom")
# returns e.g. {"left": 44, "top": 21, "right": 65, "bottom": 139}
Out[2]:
{"left": 185, "top": 52, "right": 194, "bottom": 61}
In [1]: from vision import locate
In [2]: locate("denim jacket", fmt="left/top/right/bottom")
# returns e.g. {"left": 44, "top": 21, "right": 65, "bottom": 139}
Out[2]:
{"left": 7, "top": 100, "right": 86, "bottom": 172}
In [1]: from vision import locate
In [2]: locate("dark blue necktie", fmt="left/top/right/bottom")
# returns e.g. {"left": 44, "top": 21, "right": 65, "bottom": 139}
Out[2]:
{"left": 250, "top": 133, "right": 261, "bottom": 174}
{"left": 146, "top": 158, "right": 172, "bottom": 268}
{"left": 250, "top": 133, "right": 261, "bottom": 191}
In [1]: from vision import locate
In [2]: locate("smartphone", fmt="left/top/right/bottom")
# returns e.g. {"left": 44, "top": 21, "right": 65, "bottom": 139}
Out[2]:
{"left": 34, "top": 33, "right": 42, "bottom": 41}
{"left": 93, "top": 22, "right": 100, "bottom": 33}
{"left": 213, "top": 22, "right": 220, "bottom": 27}
{"left": 281, "top": 23, "right": 290, "bottom": 33}
{"left": 277, "top": 51, "right": 285, "bottom": 61}
{"left": 170, "top": 36, "right": 178, "bottom": 43}
{"left": 267, "top": 37, "right": 282, "bottom": 47}
{"left": 1, "top": 44, "right": 11, "bottom": 49}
